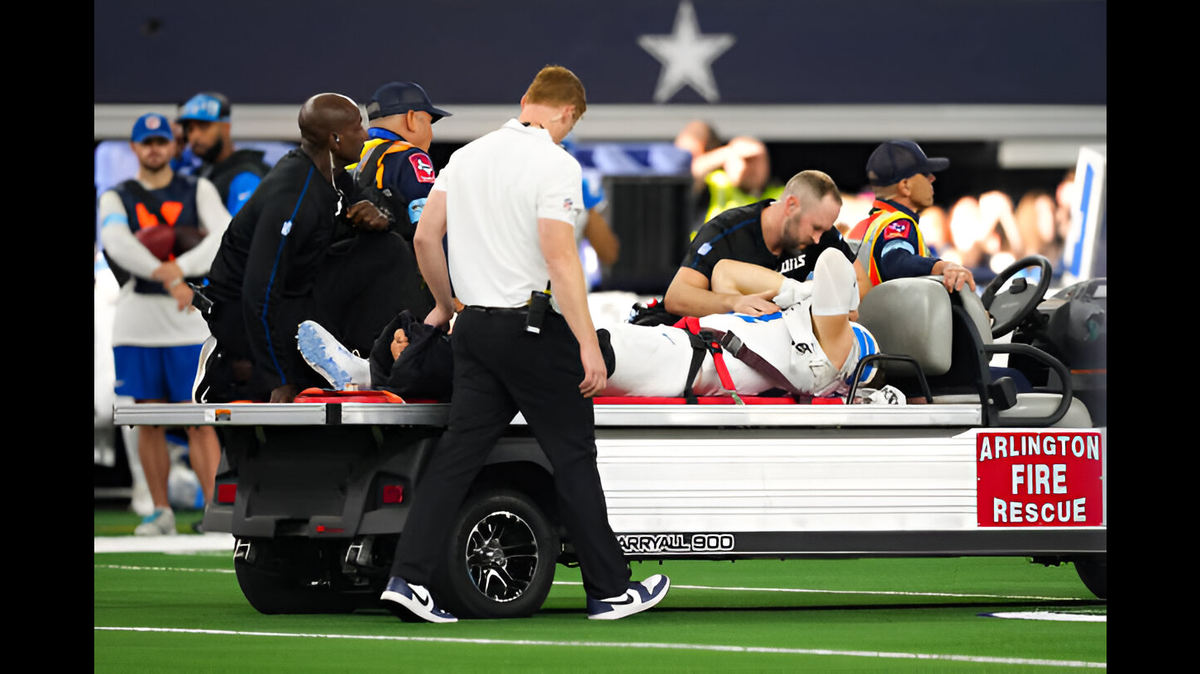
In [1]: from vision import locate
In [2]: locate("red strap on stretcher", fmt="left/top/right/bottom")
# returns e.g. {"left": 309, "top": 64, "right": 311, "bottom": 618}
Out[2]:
{"left": 676, "top": 316, "right": 740, "bottom": 398}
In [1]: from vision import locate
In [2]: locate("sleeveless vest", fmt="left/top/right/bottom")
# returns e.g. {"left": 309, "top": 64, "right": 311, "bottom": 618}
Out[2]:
{"left": 347, "top": 138, "right": 419, "bottom": 237}
{"left": 854, "top": 209, "right": 930, "bottom": 291}
{"left": 111, "top": 174, "right": 204, "bottom": 295}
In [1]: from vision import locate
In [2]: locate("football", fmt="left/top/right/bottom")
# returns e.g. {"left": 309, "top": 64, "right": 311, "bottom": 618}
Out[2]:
{"left": 136, "top": 225, "right": 176, "bottom": 261}
{"left": 173, "top": 226, "right": 208, "bottom": 257}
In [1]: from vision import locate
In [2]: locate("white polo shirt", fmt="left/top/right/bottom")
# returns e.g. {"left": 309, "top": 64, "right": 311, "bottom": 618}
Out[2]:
{"left": 433, "top": 119, "right": 585, "bottom": 310}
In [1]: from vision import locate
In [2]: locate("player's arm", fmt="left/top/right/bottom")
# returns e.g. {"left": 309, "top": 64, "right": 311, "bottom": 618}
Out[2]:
{"left": 173, "top": 178, "right": 231, "bottom": 278}
{"left": 541, "top": 217, "right": 606, "bottom": 397}
{"left": 538, "top": 159, "right": 605, "bottom": 397}
{"left": 664, "top": 266, "right": 779, "bottom": 317}
{"left": 711, "top": 259, "right": 785, "bottom": 296}
{"left": 96, "top": 190, "right": 162, "bottom": 279}
{"left": 413, "top": 187, "right": 455, "bottom": 328}
{"left": 582, "top": 208, "right": 619, "bottom": 266}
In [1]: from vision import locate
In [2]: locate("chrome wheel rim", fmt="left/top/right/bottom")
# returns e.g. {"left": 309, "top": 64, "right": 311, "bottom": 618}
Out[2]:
{"left": 464, "top": 510, "right": 539, "bottom": 603}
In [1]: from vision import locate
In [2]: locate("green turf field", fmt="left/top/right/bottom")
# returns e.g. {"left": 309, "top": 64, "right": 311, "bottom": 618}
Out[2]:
{"left": 94, "top": 508, "right": 1106, "bottom": 672}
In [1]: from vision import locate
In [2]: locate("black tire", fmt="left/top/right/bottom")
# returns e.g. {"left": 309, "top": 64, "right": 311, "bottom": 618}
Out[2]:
{"left": 233, "top": 538, "right": 361, "bottom": 615}
{"left": 1074, "top": 555, "right": 1106, "bottom": 599}
{"left": 432, "top": 489, "right": 559, "bottom": 619}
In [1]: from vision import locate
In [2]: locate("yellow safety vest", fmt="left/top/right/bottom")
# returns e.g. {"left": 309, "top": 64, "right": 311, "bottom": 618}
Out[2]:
{"left": 345, "top": 138, "right": 416, "bottom": 189}
{"left": 854, "top": 209, "right": 931, "bottom": 291}
{"left": 703, "top": 169, "right": 785, "bottom": 223}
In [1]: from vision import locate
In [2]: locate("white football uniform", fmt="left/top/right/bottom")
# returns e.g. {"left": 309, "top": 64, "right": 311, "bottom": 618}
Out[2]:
{"left": 603, "top": 300, "right": 873, "bottom": 399}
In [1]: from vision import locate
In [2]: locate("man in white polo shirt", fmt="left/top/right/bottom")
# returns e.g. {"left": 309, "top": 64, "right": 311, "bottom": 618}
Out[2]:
{"left": 379, "top": 65, "right": 670, "bottom": 623}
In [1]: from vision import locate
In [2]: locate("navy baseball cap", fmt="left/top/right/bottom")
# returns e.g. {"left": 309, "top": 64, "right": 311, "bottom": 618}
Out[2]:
{"left": 131, "top": 113, "right": 173, "bottom": 143}
{"left": 866, "top": 140, "right": 950, "bottom": 187}
{"left": 178, "top": 92, "right": 232, "bottom": 123}
{"left": 366, "top": 82, "right": 451, "bottom": 123}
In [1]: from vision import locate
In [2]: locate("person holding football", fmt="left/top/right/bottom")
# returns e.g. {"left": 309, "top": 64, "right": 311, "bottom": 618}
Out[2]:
{"left": 97, "top": 112, "right": 231, "bottom": 536}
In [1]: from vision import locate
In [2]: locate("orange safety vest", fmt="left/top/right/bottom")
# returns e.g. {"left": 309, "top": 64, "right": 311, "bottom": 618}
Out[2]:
{"left": 854, "top": 207, "right": 930, "bottom": 291}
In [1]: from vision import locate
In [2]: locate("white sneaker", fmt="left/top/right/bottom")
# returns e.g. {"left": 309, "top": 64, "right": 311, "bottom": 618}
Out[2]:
{"left": 297, "top": 321, "right": 371, "bottom": 390}
{"left": 192, "top": 335, "right": 218, "bottom": 403}
{"left": 134, "top": 508, "right": 177, "bottom": 536}
{"left": 380, "top": 576, "right": 458, "bottom": 623}
{"left": 586, "top": 575, "right": 671, "bottom": 620}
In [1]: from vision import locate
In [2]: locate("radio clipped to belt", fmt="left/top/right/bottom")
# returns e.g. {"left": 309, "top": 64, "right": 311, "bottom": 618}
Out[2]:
{"left": 526, "top": 281, "right": 551, "bottom": 334}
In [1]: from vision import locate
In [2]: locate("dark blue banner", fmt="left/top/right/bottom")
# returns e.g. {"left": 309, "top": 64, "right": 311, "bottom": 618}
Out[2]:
{"left": 94, "top": 0, "right": 1105, "bottom": 106}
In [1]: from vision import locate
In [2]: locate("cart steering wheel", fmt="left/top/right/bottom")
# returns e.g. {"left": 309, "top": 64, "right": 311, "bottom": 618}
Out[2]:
{"left": 981, "top": 255, "right": 1053, "bottom": 338}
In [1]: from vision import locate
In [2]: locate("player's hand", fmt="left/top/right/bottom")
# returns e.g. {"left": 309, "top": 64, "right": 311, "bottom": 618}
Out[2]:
{"left": 270, "top": 383, "right": 299, "bottom": 403}
{"left": 169, "top": 282, "right": 194, "bottom": 312}
{"left": 390, "top": 328, "right": 409, "bottom": 361}
{"left": 424, "top": 303, "right": 455, "bottom": 330}
{"left": 941, "top": 263, "right": 976, "bottom": 294}
{"left": 732, "top": 292, "right": 781, "bottom": 317}
{"left": 347, "top": 201, "right": 391, "bottom": 231}
{"left": 151, "top": 260, "right": 183, "bottom": 285}
{"left": 579, "top": 343, "right": 608, "bottom": 398}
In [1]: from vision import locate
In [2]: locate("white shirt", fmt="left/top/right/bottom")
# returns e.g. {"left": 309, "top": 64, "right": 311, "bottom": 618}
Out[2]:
{"left": 433, "top": 119, "right": 585, "bottom": 309}
{"left": 98, "top": 176, "right": 230, "bottom": 347}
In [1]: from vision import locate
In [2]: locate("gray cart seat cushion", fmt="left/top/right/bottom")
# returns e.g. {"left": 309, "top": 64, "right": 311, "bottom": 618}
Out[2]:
{"left": 857, "top": 277, "right": 959, "bottom": 377}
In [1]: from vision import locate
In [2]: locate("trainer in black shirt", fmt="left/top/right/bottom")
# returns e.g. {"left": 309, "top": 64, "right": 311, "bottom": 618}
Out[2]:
{"left": 664, "top": 170, "right": 850, "bottom": 318}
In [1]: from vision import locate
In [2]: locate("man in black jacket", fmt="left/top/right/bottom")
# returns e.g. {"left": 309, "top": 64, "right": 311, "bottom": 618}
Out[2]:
{"left": 195, "top": 93, "right": 393, "bottom": 404}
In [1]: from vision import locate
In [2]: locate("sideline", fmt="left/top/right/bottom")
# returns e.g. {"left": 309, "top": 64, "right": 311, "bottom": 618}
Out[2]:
{"left": 94, "top": 534, "right": 235, "bottom": 554}
{"left": 94, "top": 626, "right": 1107, "bottom": 669}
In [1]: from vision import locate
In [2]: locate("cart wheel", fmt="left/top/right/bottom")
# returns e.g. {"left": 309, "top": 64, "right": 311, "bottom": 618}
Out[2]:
{"left": 433, "top": 489, "right": 558, "bottom": 619}
{"left": 1073, "top": 555, "right": 1106, "bottom": 599}
{"left": 233, "top": 538, "right": 361, "bottom": 615}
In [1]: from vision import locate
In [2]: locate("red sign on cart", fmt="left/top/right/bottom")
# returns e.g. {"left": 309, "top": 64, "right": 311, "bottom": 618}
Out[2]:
{"left": 976, "top": 431, "right": 1104, "bottom": 527}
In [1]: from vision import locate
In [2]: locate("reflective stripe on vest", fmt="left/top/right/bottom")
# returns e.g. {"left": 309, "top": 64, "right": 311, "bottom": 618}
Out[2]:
{"left": 854, "top": 210, "right": 929, "bottom": 289}
{"left": 347, "top": 138, "right": 416, "bottom": 189}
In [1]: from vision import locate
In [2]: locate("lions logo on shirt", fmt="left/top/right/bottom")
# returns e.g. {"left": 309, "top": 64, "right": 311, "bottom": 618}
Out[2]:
{"left": 410, "top": 153, "right": 436, "bottom": 183}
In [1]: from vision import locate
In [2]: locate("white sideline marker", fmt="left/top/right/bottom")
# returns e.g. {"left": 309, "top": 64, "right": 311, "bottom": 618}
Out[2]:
{"left": 554, "top": 581, "right": 1082, "bottom": 602}
{"left": 93, "top": 627, "right": 1106, "bottom": 669}
{"left": 93, "top": 562, "right": 1085, "bottom": 602}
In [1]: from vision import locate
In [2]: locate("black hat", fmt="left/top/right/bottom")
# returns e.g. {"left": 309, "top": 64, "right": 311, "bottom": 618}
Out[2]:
{"left": 866, "top": 140, "right": 950, "bottom": 187}
{"left": 366, "top": 82, "right": 451, "bottom": 123}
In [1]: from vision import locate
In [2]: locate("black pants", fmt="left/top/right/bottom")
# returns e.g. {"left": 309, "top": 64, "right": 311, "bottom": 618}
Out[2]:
{"left": 390, "top": 308, "right": 631, "bottom": 600}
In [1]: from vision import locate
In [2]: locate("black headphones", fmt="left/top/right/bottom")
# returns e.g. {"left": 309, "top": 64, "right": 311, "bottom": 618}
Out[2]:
{"left": 333, "top": 134, "right": 340, "bottom": 143}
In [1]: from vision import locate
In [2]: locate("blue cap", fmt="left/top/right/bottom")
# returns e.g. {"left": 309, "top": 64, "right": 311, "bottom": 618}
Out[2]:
{"left": 866, "top": 140, "right": 950, "bottom": 187}
{"left": 178, "top": 92, "right": 232, "bottom": 123}
{"left": 366, "top": 82, "right": 450, "bottom": 123}
{"left": 131, "top": 113, "right": 173, "bottom": 143}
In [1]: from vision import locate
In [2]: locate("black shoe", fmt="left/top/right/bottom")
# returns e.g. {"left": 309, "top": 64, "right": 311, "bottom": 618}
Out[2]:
{"left": 191, "top": 519, "right": 205, "bottom": 534}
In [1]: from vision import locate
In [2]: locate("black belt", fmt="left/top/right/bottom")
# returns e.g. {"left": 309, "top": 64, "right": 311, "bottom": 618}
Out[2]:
{"left": 464, "top": 305, "right": 528, "bottom": 315}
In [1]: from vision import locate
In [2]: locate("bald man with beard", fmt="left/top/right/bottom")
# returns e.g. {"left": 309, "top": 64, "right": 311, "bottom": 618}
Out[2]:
{"left": 196, "top": 93, "right": 394, "bottom": 403}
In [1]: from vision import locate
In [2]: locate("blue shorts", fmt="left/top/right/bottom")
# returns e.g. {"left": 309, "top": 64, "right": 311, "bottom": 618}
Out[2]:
{"left": 113, "top": 344, "right": 204, "bottom": 402}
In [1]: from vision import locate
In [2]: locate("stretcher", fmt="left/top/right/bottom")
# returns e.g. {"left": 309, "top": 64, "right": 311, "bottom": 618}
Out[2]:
{"left": 112, "top": 263, "right": 1107, "bottom": 618}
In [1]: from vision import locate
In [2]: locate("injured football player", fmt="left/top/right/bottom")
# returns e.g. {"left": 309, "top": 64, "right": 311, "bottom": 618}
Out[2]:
{"left": 600, "top": 248, "right": 878, "bottom": 399}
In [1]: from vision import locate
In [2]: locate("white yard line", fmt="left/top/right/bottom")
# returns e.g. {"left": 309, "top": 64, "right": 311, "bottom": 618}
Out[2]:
{"left": 94, "top": 534, "right": 235, "bottom": 553}
{"left": 555, "top": 580, "right": 1082, "bottom": 602}
{"left": 93, "top": 626, "right": 1106, "bottom": 668}
{"left": 92, "top": 558, "right": 1085, "bottom": 602}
